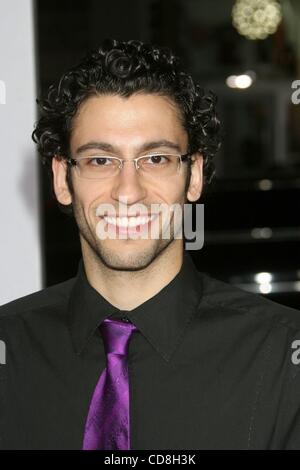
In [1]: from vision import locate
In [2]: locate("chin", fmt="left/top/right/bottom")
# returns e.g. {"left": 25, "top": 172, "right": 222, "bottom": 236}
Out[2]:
{"left": 100, "top": 254, "right": 153, "bottom": 271}
{"left": 95, "top": 241, "right": 170, "bottom": 272}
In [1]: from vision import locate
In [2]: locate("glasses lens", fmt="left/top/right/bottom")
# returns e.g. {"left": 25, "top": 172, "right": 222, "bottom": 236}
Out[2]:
{"left": 139, "top": 154, "right": 179, "bottom": 177}
{"left": 77, "top": 157, "right": 119, "bottom": 179}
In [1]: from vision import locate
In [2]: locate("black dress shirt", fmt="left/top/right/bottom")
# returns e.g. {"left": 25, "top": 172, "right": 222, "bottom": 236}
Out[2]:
{"left": 1, "top": 252, "right": 300, "bottom": 450}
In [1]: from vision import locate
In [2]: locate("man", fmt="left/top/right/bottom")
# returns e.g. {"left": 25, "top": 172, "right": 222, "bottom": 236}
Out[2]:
{"left": 1, "top": 38, "right": 300, "bottom": 450}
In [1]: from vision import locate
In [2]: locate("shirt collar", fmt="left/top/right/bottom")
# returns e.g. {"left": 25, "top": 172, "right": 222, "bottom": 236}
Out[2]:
{"left": 68, "top": 251, "right": 203, "bottom": 362}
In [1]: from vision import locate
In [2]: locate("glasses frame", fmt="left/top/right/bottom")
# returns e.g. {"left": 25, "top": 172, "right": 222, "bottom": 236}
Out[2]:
{"left": 66, "top": 153, "right": 193, "bottom": 180}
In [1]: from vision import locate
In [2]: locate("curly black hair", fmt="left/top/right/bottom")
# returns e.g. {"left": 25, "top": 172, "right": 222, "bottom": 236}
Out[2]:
{"left": 32, "top": 38, "right": 221, "bottom": 215}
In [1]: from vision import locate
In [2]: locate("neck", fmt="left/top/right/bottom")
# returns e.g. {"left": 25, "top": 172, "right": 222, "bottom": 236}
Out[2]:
{"left": 80, "top": 240, "right": 184, "bottom": 311}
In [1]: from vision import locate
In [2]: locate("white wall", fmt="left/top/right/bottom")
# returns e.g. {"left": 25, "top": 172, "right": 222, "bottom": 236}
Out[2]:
{"left": 0, "top": 0, "right": 42, "bottom": 305}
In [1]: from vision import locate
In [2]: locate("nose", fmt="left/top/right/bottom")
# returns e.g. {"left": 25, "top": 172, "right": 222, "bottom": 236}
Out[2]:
{"left": 111, "top": 159, "right": 147, "bottom": 205}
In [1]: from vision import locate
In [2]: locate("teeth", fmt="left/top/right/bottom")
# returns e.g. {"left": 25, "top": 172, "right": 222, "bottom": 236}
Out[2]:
{"left": 103, "top": 215, "right": 156, "bottom": 228}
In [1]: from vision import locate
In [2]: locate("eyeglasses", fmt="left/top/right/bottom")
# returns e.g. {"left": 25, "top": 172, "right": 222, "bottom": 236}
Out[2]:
{"left": 66, "top": 153, "right": 192, "bottom": 180}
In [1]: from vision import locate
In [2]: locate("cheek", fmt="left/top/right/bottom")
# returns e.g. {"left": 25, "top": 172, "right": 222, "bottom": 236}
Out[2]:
{"left": 160, "top": 177, "right": 187, "bottom": 203}
{"left": 73, "top": 178, "right": 107, "bottom": 199}
{"left": 72, "top": 181, "right": 107, "bottom": 215}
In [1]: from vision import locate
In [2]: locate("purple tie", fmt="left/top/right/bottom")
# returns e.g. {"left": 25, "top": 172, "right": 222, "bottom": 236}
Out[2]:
{"left": 82, "top": 317, "right": 137, "bottom": 450}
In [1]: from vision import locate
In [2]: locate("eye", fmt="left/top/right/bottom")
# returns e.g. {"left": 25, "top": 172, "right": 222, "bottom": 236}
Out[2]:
{"left": 144, "top": 155, "right": 170, "bottom": 165}
{"left": 87, "top": 157, "right": 113, "bottom": 166}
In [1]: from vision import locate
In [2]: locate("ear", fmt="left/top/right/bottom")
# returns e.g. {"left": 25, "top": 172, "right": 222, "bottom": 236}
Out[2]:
{"left": 186, "top": 152, "right": 203, "bottom": 202}
{"left": 52, "top": 156, "right": 72, "bottom": 206}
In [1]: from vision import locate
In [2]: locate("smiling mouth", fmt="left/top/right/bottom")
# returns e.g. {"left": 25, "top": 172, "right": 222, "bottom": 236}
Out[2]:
{"left": 100, "top": 213, "right": 159, "bottom": 236}
{"left": 101, "top": 214, "right": 158, "bottom": 230}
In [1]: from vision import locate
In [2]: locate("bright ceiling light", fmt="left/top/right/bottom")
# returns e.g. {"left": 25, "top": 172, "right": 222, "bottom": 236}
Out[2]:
{"left": 232, "top": 0, "right": 282, "bottom": 40}
{"left": 226, "top": 73, "right": 253, "bottom": 89}
{"left": 254, "top": 272, "right": 273, "bottom": 284}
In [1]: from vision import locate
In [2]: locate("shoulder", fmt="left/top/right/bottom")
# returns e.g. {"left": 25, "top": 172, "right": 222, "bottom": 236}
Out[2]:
{"left": 0, "top": 276, "right": 76, "bottom": 323}
{"left": 198, "top": 271, "right": 300, "bottom": 333}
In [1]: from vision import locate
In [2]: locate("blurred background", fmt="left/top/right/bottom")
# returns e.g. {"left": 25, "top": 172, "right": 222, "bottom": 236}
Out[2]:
{"left": 2, "top": 0, "right": 300, "bottom": 308}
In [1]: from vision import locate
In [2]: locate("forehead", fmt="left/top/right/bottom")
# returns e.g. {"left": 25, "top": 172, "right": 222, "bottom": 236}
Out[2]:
{"left": 70, "top": 93, "right": 187, "bottom": 150}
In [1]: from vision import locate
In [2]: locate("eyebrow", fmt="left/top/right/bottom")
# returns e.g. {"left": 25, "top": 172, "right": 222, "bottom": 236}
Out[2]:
{"left": 75, "top": 139, "right": 182, "bottom": 155}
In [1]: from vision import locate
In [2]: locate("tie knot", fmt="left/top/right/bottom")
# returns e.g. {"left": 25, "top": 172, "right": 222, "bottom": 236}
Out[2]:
{"left": 100, "top": 318, "right": 137, "bottom": 355}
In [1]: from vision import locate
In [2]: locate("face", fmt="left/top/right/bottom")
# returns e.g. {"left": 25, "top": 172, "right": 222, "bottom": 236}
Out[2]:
{"left": 52, "top": 93, "right": 203, "bottom": 271}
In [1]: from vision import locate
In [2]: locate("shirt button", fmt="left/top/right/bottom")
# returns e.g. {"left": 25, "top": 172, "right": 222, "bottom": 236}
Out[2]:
{"left": 121, "top": 316, "right": 131, "bottom": 323}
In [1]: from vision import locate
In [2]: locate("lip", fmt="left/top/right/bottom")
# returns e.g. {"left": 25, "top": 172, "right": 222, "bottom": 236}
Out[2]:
{"left": 96, "top": 212, "right": 154, "bottom": 218}
{"left": 100, "top": 213, "right": 159, "bottom": 235}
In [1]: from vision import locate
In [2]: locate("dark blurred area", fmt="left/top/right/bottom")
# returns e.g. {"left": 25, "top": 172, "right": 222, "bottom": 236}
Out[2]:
{"left": 35, "top": 0, "right": 300, "bottom": 309}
